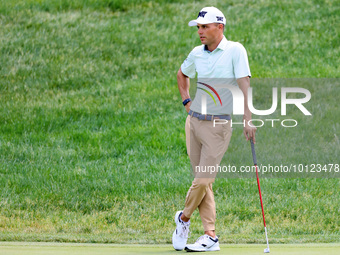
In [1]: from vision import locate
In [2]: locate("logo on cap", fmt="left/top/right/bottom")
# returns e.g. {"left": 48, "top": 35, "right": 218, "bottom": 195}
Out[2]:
{"left": 197, "top": 11, "right": 207, "bottom": 18}
{"left": 216, "top": 16, "right": 223, "bottom": 22}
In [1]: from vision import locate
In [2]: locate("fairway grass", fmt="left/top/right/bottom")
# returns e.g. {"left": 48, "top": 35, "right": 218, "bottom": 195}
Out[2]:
{"left": 1, "top": 242, "right": 340, "bottom": 255}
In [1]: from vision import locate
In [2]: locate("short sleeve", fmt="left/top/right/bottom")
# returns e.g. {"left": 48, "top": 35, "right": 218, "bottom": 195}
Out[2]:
{"left": 180, "top": 50, "right": 196, "bottom": 78}
{"left": 232, "top": 43, "right": 251, "bottom": 79}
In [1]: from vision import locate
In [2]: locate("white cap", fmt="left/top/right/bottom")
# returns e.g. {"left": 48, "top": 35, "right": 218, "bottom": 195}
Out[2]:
{"left": 188, "top": 7, "right": 226, "bottom": 27}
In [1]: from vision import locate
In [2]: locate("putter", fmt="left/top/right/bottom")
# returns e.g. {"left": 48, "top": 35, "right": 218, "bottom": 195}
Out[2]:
{"left": 250, "top": 139, "right": 270, "bottom": 253}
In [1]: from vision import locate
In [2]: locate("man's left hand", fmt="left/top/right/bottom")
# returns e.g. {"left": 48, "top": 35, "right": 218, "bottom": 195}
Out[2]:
{"left": 243, "top": 119, "right": 257, "bottom": 143}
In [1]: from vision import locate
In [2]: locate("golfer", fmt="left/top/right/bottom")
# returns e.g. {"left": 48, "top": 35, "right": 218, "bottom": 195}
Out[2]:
{"left": 172, "top": 6, "right": 256, "bottom": 252}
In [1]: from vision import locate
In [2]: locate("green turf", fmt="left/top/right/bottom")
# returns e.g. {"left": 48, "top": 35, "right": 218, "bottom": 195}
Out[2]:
{"left": 0, "top": 0, "right": 339, "bottom": 244}
{"left": 1, "top": 243, "right": 340, "bottom": 255}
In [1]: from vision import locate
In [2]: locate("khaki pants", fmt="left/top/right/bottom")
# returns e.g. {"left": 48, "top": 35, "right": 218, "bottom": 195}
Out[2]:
{"left": 183, "top": 115, "right": 232, "bottom": 231}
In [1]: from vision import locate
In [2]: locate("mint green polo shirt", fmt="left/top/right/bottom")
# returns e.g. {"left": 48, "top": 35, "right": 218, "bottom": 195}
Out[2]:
{"left": 181, "top": 36, "right": 251, "bottom": 115}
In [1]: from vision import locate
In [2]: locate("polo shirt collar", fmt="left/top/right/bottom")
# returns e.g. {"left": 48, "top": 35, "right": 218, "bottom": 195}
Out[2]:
{"left": 217, "top": 36, "right": 228, "bottom": 50}
{"left": 203, "top": 36, "right": 228, "bottom": 52}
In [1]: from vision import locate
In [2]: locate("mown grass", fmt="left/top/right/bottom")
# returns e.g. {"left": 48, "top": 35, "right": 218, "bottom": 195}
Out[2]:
{"left": 0, "top": 0, "right": 339, "bottom": 244}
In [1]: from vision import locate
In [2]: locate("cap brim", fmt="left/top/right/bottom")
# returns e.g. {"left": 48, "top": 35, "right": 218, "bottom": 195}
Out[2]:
{"left": 188, "top": 17, "right": 213, "bottom": 26}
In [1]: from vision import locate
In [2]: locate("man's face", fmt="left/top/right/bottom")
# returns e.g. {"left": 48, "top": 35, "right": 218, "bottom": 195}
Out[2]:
{"left": 197, "top": 23, "right": 222, "bottom": 46}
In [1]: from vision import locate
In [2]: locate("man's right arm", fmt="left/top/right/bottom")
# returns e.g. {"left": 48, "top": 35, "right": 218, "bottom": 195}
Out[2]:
{"left": 177, "top": 68, "right": 191, "bottom": 113}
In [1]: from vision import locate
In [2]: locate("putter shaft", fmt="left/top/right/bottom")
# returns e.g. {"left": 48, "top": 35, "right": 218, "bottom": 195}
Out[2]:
{"left": 250, "top": 139, "right": 270, "bottom": 253}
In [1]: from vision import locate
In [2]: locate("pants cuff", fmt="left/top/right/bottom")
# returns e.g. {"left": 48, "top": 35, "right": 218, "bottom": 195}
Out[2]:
{"left": 182, "top": 209, "right": 192, "bottom": 219}
{"left": 203, "top": 223, "right": 215, "bottom": 232}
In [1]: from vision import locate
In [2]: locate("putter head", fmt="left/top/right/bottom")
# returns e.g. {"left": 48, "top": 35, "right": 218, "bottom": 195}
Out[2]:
{"left": 264, "top": 247, "right": 270, "bottom": 253}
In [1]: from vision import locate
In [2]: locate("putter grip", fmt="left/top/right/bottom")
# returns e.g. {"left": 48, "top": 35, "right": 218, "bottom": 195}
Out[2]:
{"left": 250, "top": 139, "right": 257, "bottom": 165}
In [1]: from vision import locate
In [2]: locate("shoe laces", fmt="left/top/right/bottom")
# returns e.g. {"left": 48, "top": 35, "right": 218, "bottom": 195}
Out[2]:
{"left": 179, "top": 222, "right": 190, "bottom": 238}
{"left": 195, "top": 235, "right": 208, "bottom": 244}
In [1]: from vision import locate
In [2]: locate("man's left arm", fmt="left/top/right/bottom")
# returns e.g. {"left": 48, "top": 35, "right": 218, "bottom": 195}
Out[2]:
{"left": 237, "top": 76, "right": 257, "bottom": 143}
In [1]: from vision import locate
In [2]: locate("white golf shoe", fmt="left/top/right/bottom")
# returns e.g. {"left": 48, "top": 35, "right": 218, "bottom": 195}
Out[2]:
{"left": 172, "top": 211, "right": 190, "bottom": 251}
{"left": 185, "top": 234, "right": 220, "bottom": 252}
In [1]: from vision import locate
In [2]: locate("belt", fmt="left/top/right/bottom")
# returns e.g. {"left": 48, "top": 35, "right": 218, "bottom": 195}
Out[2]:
{"left": 188, "top": 110, "right": 231, "bottom": 121}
